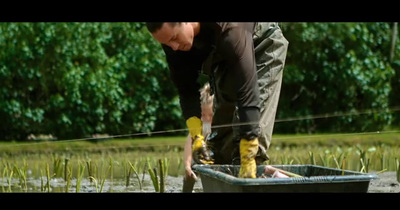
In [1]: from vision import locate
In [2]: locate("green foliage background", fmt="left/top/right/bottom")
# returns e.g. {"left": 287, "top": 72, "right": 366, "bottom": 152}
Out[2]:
{"left": 0, "top": 22, "right": 399, "bottom": 140}
{"left": 0, "top": 22, "right": 183, "bottom": 140}
{"left": 277, "top": 22, "right": 399, "bottom": 133}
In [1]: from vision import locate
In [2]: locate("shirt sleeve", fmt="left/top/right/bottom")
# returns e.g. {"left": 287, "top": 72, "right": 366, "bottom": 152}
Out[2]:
{"left": 217, "top": 23, "right": 261, "bottom": 139}
{"left": 162, "top": 45, "right": 202, "bottom": 121}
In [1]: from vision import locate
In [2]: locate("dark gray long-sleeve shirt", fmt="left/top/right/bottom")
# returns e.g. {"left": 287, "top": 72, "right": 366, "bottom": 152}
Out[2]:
{"left": 162, "top": 22, "right": 260, "bottom": 139}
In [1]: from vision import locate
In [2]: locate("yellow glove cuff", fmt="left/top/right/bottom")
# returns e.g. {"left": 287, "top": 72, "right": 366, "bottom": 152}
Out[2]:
{"left": 186, "top": 116, "right": 202, "bottom": 139}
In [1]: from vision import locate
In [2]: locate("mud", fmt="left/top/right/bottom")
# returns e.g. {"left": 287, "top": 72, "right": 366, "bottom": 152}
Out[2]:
{"left": 367, "top": 171, "right": 400, "bottom": 193}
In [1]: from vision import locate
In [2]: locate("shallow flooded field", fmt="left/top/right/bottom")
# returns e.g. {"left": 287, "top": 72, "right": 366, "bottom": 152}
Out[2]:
{"left": 2, "top": 169, "right": 399, "bottom": 193}
{"left": 1, "top": 133, "right": 399, "bottom": 193}
{"left": 0, "top": 173, "right": 202, "bottom": 193}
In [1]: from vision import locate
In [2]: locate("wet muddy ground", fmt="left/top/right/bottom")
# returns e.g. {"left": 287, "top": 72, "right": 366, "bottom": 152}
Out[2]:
{"left": 367, "top": 171, "right": 400, "bottom": 193}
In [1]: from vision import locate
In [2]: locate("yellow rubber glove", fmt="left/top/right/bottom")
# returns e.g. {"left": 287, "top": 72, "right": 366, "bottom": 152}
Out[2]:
{"left": 186, "top": 116, "right": 214, "bottom": 165}
{"left": 238, "top": 138, "right": 259, "bottom": 178}
{"left": 186, "top": 116, "right": 203, "bottom": 139}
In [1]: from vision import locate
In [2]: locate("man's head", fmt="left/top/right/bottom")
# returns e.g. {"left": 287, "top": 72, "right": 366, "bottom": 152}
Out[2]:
{"left": 146, "top": 22, "right": 199, "bottom": 51}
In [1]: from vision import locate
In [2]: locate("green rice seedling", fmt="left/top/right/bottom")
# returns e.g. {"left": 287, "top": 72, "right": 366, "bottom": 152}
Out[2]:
{"left": 332, "top": 152, "right": 346, "bottom": 169}
{"left": 87, "top": 161, "right": 99, "bottom": 188}
{"left": 52, "top": 155, "right": 63, "bottom": 178}
{"left": 98, "top": 158, "right": 105, "bottom": 178}
{"left": 340, "top": 154, "right": 347, "bottom": 170}
{"left": 382, "top": 144, "right": 397, "bottom": 171}
{"left": 108, "top": 157, "right": 113, "bottom": 183}
{"left": 40, "top": 169, "right": 44, "bottom": 192}
{"left": 99, "top": 165, "right": 111, "bottom": 193}
{"left": 359, "top": 158, "right": 370, "bottom": 173}
{"left": 146, "top": 158, "right": 170, "bottom": 193}
{"left": 332, "top": 154, "right": 340, "bottom": 169}
{"left": 340, "top": 157, "right": 345, "bottom": 175}
{"left": 289, "top": 159, "right": 294, "bottom": 165}
{"left": 76, "top": 161, "right": 86, "bottom": 193}
{"left": 359, "top": 158, "right": 366, "bottom": 173}
{"left": 124, "top": 160, "right": 131, "bottom": 187}
{"left": 142, "top": 158, "right": 149, "bottom": 185}
{"left": 127, "top": 157, "right": 143, "bottom": 180}
{"left": 319, "top": 153, "right": 332, "bottom": 168}
{"left": 88, "top": 176, "right": 99, "bottom": 192}
{"left": 65, "top": 164, "right": 73, "bottom": 193}
{"left": 318, "top": 153, "right": 325, "bottom": 167}
{"left": 379, "top": 153, "right": 385, "bottom": 171}
{"left": 2, "top": 163, "right": 9, "bottom": 178}
{"left": 396, "top": 157, "right": 400, "bottom": 183}
{"left": 86, "top": 160, "right": 94, "bottom": 183}
{"left": 163, "top": 157, "right": 170, "bottom": 177}
{"left": 376, "top": 168, "right": 387, "bottom": 174}
{"left": 2, "top": 161, "right": 10, "bottom": 177}
{"left": 280, "top": 155, "right": 289, "bottom": 165}
{"left": 158, "top": 159, "right": 166, "bottom": 193}
{"left": 33, "top": 162, "right": 41, "bottom": 178}
{"left": 357, "top": 146, "right": 370, "bottom": 173}
{"left": 12, "top": 164, "right": 21, "bottom": 186}
{"left": 294, "top": 156, "right": 305, "bottom": 165}
{"left": 92, "top": 160, "right": 100, "bottom": 184}
{"left": 147, "top": 160, "right": 159, "bottom": 192}
{"left": 64, "top": 158, "right": 70, "bottom": 181}
{"left": 97, "top": 158, "right": 113, "bottom": 193}
{"left": 45, "top": 163, "right": 51, "bottom": 192}
{"left": 13, "top": 163, "right": 27, "bottom": 192}
{"left": 4, "top": 167, "right": 13, "bottom": 192}
{"left": 94, "top": 162, "right": 99, "bottom": 183}
{"left": 128, "top": 160, "right": 142, "bottom": 191}
{"left": 1, "top": 164, "right": 3, "bottom": 192}
{"left": 308, "top": 151, "right": 316, "bottom": 165}
{"left": 357, "top": 146, "right": 365, "bottom": 171}
{"left": 148, "top": 169, "right": 159, "bottom": 192}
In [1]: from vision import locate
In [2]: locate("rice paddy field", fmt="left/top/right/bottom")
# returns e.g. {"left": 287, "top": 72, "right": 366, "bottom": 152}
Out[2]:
{"left": 0, "top": 131, "right": 399, "bottom": 193}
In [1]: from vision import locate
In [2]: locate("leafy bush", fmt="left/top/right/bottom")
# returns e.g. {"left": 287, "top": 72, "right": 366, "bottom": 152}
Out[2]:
{"left": 276, "top": 22, "right": 398, "bottom": 133}
{"left": 0, "top": 22, "right": 183, "bottom": 140}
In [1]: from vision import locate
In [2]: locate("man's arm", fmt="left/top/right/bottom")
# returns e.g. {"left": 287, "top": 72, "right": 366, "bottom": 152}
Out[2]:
{"left": 217, "top": 23, "right": 261, "bottom": 139}
{"left": 162, "top": 45, "right": 203, "bottom": 121}
{"left": 162, "top": 45, "right": 214, "bottom": 165}
{"left": 183, "top": 134, "right": 197, "bottom": 179}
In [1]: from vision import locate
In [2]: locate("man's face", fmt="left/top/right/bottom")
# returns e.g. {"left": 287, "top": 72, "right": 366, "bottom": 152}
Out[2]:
{"left": 151, "top": 23, "right": 194, "bottom": 51}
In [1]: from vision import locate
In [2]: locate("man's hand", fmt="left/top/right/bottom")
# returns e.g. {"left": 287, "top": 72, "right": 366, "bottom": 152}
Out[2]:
{"left": 192, "top": 135, "right": 214, "bottom": 164}
{"left": 182, "top": 166, "right": 198, "bottom": 193}
{"left": 186, "top": 116, "right": 214, "bottom": 165}
{"left": 185, "top": 166, "right": 198, "bottom": 181}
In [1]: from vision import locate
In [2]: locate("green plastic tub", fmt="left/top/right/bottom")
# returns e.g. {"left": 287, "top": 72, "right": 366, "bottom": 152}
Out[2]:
{"left": 192, "top": 164, "right": 378, "bottom": 193}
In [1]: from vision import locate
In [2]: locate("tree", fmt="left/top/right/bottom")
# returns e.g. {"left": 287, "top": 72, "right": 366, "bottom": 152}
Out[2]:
{"left": 276, "top": 22, "right": 396, "bottom": 133}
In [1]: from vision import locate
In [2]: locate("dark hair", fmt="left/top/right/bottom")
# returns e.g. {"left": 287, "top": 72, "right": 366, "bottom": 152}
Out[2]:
{"left": 145, "top": 22, "right": 180, "bottom": 33}
{"left": 145, "top": 22, "right": 164, "bottom": 33}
